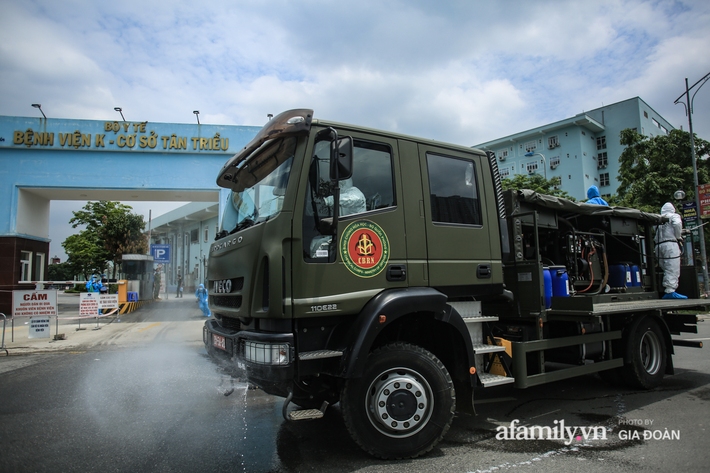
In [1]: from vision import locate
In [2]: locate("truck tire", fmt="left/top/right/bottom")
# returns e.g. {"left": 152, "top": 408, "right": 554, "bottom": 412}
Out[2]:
{"left": 340, "top": 342, "right": 456, "bottom": 459}
{"left": 623, "top": 317, "right": 667, "bottom": 389}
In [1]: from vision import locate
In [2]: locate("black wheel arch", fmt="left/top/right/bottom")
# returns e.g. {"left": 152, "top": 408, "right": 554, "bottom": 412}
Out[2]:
{"left": 339, "top": 288, "right": 477, "bottom": 387}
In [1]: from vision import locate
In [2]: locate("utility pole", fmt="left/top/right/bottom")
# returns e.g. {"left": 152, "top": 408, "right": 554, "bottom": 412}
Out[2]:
{"left": 674, "top": 72, "right": 710, "bottom": 296}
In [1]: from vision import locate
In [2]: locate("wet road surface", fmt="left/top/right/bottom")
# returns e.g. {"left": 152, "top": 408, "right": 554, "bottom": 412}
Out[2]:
{"left": 1, "top": 298, "right": 709, "bottom": 472}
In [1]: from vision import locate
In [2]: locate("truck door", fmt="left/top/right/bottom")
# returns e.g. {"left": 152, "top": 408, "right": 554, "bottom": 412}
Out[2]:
{"left": 418, "top": 144, "right": 503, "bottom": 296}
{"left": 291, "top": 130, "right": 408, "bottom": 318}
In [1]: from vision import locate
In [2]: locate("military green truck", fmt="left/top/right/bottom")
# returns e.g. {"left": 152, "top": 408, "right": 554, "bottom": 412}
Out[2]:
{"left": 203, "top": 109, "right": 707, "bottom": 459}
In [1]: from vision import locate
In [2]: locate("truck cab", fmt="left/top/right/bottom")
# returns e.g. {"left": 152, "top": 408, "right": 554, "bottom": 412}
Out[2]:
{"left": 204, "top": 109, "right": 506, "bottom": 458}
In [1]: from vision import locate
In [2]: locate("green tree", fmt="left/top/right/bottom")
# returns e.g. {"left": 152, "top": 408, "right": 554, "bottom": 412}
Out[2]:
{"left": 62, "top": 232, "right": 105, "bottom": 280}
{"left": 66, "top": 201, "right": 148, "bottom": 279}
{"left": 47, "top": 261, "right": 79, "bottom": 281}
{"left": 501, "top": 174, "right": 575, "bottom": 200}
{"left": 616, "top": 128, "right": 710, "bottom": 212}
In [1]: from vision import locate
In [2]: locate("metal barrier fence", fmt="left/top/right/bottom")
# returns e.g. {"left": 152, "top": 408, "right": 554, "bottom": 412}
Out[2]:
{"left": 1, "top": 313, "right": 8, "bottom": 355}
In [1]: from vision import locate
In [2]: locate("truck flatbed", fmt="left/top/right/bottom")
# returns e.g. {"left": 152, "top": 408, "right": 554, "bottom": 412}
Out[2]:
{"left": 548, "top": 297, "right": 709, "bottom": 321}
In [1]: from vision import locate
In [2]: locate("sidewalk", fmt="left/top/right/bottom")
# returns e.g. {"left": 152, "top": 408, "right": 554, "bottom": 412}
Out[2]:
{"left": 1, "top": 292, "right": 199, "bottom": 356}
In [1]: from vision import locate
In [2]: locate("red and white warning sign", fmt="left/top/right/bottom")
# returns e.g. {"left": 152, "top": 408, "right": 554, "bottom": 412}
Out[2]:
{"left": 12, "top": 290, "right": 58, "bottom": 318}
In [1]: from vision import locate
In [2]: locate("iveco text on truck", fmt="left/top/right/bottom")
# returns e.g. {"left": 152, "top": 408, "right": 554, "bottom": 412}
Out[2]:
{"left": 203, "top": 109, "right": 707, "bottom": 459}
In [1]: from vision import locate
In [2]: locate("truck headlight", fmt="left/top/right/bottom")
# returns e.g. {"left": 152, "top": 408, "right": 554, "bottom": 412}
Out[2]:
{"left": 244, "top": 341, "right": 291, "bottom": 365}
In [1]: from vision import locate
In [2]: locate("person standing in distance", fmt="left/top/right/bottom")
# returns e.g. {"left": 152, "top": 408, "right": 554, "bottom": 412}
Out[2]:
{"left": 586, "top": 185, "right": 609, "bottom": 206}
{"left": 196, "top": 283, "right": 211, "bottom": 316}
{"left": 655, "top": 202, "right": 687, "bottom": 299}
{"left": 176, "top": 274, "right": 183, "bottom": 298}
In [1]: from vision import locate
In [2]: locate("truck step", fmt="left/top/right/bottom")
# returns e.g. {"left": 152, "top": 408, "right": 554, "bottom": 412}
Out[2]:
{"left": 472, "top": 343, "right": 507, "bottom": 354}
{"left": 298, "top": 349, "right": 344, "bottom": 360}
{"left": 286, "top": 401, "right": 329, "bottom": 421}
{"left": 464, "top": 315, "right": 499, "bottom": 323}
{"left": 450, "top": 301, "right": 499, "bottom": 322}
{"left": 288, "top": 409, "right": 325, "bottom": 421}
{"left": 478, "top": 372, "right": 515, "bottom": 387}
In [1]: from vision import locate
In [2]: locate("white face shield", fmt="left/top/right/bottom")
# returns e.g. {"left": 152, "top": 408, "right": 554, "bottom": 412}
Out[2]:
{"left": 465, "top": 163, "right": 474, "bottom": 186}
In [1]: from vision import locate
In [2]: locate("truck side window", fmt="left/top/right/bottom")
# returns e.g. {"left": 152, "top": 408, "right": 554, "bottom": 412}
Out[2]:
{"left": 303, "top": 139, "right": 395, "bottom": 261}
{"left": 426, "top": 154, "right": 482, "bottom": 226}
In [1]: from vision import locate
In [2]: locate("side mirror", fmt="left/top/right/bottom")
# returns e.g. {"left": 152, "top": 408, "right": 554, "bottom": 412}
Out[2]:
{"left": 330, "top": 136, "right": 353, "bottom": 181}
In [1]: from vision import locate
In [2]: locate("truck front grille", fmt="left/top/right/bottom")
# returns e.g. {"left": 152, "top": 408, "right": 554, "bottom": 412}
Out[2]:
{"left": 212, "top": 295, "right": 243, "bottom": 309}
{"left": 218, "top": 315, "right": 241, "bottom": 331}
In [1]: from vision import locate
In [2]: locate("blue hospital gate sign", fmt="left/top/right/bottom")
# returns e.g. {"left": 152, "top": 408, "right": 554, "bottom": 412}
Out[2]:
{"left": 151, "top": 244, "right": 171, "bottom": 262}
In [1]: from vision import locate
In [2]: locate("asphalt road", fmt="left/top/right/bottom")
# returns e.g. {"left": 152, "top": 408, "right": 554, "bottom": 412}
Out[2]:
{"left": 1, "top": 297, "right": 709, "bottom": 473}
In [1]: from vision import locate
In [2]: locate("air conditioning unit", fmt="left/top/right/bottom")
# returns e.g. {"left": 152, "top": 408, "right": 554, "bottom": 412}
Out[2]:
{"left": 550, "top": 164, "right": 558, "bottom": 170}
{"left": 499, "top": 156, "right": 505, "bottom": 161}
{"left": 598, "top": 164, "right": 607, "bottom": 169}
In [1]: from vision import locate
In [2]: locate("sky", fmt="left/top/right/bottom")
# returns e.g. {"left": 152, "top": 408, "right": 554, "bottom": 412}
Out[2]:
{"left": 2, "top": 0, "right": 710, "bottom": 262}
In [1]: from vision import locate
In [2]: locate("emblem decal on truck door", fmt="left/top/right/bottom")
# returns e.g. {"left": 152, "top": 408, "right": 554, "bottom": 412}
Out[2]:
{"left": 340, "top": 220, "right": 390, "bottom": 277}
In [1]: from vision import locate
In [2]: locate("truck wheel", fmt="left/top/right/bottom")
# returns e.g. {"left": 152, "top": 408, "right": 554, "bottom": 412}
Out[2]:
{"left": 623, "top": 317, "right": 667, "bottom": 389}
{"left": 340, "top": 342, "right": 455, "bottom": 459}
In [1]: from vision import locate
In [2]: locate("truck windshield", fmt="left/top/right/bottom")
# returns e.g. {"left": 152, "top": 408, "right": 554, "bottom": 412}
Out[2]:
{"left": 220, "top": 137, "right": 296, "bottom": 235}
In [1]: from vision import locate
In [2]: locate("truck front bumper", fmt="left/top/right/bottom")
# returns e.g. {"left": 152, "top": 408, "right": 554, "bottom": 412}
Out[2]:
{"left": 203, "top": 319, "right": 295, "bottom": 398}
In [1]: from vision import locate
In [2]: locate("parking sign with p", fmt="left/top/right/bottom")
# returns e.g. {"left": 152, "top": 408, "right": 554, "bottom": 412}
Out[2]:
{"left": 151, "top": 244, "right": 171, "bottom": 262}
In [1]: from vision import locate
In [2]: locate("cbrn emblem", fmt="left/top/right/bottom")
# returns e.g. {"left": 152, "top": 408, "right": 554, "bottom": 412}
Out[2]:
{"left": 340, "top": 220, "right": 390, "bottom": 277}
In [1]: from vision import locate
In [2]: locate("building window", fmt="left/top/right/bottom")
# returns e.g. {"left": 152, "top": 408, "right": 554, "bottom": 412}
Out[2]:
{"left": 497, "top": 149, "right": 508, "bottom": 161}
{"left": 548, "top": 136, "right": 560, "bottom": 149}
{"left": 550, "top": 156, "right": 560, "bottom": 169}
{"left": 652, "top": 118, "right": 660, "bottom": 128}
{"left": 597, "top": 152, "right": 608, "bottom": 169}
{"left": 190, "top": 229, "right": 198, "bottom": 243}
{"left": 524, "top": 140, "right": 537, "bottom": 153}
{"left": 427, "top": 154, "right": 482, "bottom": 226}
{"left": 660, "top": 125, "right": 668, "bottom": 134}
{"left": 204, "top": 228, "right": 209, "bottom": 243}
{"left": 20, "top": 251, "right": 32, "bottom": 281}
{"left": 596, "top": 136, "right": 606, "bottom": 150}
{"left": 500, "top": 167, "right": 510, "bottom": 179}
{"left": 34, "top": 253, "right": 45, "bottom": 281}
{"left": 526, "top": 161, "right": 539, "bottom": 174}
{"left": 644, "top": 111, "right": 648, "bottom": 118}
{"left": 600, "top": 172, "right": 610, "bottom": 187}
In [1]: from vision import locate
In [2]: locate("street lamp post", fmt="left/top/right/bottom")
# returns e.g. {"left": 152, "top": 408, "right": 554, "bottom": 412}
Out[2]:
{"left": 524, "top": 151, "right": 547, "bottom": 180}
{"left": 674, "top": 72, "right": 710, "bottom": 296}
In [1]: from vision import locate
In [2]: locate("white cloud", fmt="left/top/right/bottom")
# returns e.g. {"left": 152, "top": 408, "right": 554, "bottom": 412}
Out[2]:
{"left": 4, "top": 0, "right": 708, "bottom": 140}
{"left": 3, "top": 0, "right": 710, "bottom": 258}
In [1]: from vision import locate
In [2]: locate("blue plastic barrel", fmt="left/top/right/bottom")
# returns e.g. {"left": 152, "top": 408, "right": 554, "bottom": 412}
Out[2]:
{"left": 630, "top": 264, "right": 641, "bottom": 286}
{"left": 608, "top": 264, "right": 628, "bottom": 288}
{"left": 543, "top": 266, "right": 552, "bottom": 309}
{"left": 549, "top": 266, "right": 570, "bottom": 298}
